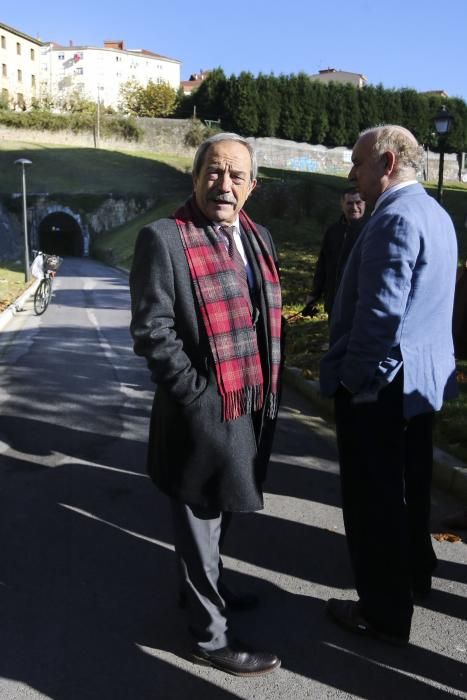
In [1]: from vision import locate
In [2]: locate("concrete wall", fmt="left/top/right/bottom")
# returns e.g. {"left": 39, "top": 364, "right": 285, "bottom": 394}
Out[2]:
{"left": 0, "top": 118, "right": 462, "bottom": 182}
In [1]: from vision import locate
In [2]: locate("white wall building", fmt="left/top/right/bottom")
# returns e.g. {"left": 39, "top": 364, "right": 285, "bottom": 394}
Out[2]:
{"left": 0, "top": 21, "right": 43, "bottom": 108}
{"left": 40, "top": 39, "right": 181, "bottom": 109}
{"left": 309, "top": 68, "right": 368, "bottom": 89}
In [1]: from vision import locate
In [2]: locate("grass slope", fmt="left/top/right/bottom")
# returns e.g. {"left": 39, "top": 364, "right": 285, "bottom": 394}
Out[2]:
{"left": 0, "top": 141, "right": 191, "bottom": 195}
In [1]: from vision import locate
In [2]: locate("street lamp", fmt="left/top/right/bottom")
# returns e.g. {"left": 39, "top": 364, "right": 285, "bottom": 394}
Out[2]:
{"left": 96, "top": 85, "right": 104, "bottom": 148}
{"left": 433, "top": 105, "right": 453, "bottom": 204}
{"left": 14, "top": 158, "right": 32, "bottom": 282}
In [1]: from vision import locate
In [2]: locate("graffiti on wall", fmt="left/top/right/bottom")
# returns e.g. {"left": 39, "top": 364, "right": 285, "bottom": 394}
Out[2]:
{"left": 286, "top": 156, "right": 319, "bottom": 172}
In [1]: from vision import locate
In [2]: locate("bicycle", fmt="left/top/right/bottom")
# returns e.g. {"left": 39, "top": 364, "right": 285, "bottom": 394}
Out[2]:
{"left": 31, "top": 251, "right": 62, "bottom": 315}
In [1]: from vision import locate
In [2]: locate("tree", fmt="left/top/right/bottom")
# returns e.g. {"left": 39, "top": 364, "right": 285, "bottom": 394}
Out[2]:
{"left": 185, "top": 67, "right": 227, "bottom": 123}
{"left": 278, "top": 75, "right": 302, "bottom": 141}
{"left": 309, "top": 82, "right": 329, "bottom": 144}
{"left": 358, "top": 85, "right": 381, "bottom": 131}
{"left": 224, "top": 72, "right": 259, "bottom": 135}
{"left": 256, "top": 73, "right": 281, "bottom": 137}
{"left": 119, "top": 80, "right": 178, "bottom": 117}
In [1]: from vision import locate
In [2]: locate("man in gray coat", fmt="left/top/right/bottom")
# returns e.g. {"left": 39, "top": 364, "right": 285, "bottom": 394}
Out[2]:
{"left": 130, "top": 133, "right": 282, "bottom": 675}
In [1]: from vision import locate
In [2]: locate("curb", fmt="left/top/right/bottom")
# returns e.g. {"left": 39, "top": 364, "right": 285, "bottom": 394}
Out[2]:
{"left": 283, "top": 366, "right": 467, "bottom": 504}
{"left": 0, "top": 279, "right": 40, "bottom": 332}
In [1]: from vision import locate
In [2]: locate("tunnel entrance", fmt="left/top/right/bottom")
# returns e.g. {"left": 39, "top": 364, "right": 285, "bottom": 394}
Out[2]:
{"left": 38, "top": 212, "right": 84, "bottom": 256}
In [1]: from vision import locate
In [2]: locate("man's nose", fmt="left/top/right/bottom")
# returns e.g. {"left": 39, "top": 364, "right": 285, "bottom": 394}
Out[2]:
{"left": 218, "top": 171, "right": 232, "bottom": 190}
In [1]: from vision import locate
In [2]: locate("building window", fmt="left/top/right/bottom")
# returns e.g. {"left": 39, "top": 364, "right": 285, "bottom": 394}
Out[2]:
{"left": 75, "top": 67, "right": 83, "bottom": 75}
{"left": 17, "top": 69, "right": 22, "bottom": 82}
{"left": 1, "top": 35, "right": 6, "bottom": 49}
{"left": 16, "top": 42, "right": 21, "bottom": 55}
{"left": 1, "top": 88, "right": 9, "bottom": 103}
{"left": 2, "top": 64, "right": 6, "bottom": 77}
{"left": 31, "top": 74, "right": 36, "bottom": 87}
{"left": 58, "top": 53, "right": 65, "bottom": 60}
{"left": 30, "top": 48, "right": 35, "bottom": 60}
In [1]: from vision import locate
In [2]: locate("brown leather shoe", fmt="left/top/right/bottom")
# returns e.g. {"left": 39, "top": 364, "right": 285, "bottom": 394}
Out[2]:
{"left": 326, "top": 598, "right": 409, "bottom": 647}
{"left": 191, "top": 642, "right": 281, "bottom": 676}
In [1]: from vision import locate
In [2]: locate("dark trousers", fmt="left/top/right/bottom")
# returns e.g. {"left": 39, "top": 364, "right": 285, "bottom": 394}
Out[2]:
{"left": 170, "top": 499, "right": 233, "bottom": 650}
{"left": 334, "top": 372, "right": 436, "bottom": 636}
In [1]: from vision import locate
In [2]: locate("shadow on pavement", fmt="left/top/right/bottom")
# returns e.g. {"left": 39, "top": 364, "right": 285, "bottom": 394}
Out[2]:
{"left": 0, "top": 263, "right": 465, "bottom": 698}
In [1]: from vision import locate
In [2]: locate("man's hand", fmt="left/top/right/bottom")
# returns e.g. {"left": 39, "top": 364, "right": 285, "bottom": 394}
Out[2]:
{"left": 301, "top": 301, "right": 318, "bottom": 318}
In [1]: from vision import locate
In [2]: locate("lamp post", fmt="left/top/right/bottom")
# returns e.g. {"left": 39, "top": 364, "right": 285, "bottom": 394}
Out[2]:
{"left": 433, "top": 105, "right": 453, "bottom": 204}
{"left": 96, "top": 85, "right": 104, "bottom": 148}
{"left": 14, "top": 158, "right": 32, "bottom": 282}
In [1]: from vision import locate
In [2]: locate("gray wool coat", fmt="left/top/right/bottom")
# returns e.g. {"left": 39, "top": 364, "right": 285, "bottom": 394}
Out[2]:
{"left": 129, "top": 216, "right": 281, "bottom": 512}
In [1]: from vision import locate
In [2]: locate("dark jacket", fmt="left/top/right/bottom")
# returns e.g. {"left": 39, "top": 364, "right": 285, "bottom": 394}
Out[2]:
{"left": 453, "top": 261, "right": 467, "bottom": 360}
{"left": 129, "top": 217, "right": 280, "bottom": 512}
{"left": 309, "top": 215, "right": 366, "bottom": 315}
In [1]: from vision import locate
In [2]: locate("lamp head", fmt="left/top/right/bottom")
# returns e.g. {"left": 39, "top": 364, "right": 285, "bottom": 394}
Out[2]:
{"left": 14, "top": 158, "right": 32, "bottom": 166}
{"left": 434, "top": 105, "right": 453, "bottom": 136}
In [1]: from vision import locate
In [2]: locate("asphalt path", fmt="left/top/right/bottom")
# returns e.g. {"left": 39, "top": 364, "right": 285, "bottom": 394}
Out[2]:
{"left": 0, "top": 257, "right": 465, "bottom": 700}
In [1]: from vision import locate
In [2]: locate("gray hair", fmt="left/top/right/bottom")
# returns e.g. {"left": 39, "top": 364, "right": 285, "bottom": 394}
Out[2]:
{"left": 360, "top": 125, "right": 424, "bottom": 177}
{"left": 192, "top": 132, "right": 258, "bottom": 181}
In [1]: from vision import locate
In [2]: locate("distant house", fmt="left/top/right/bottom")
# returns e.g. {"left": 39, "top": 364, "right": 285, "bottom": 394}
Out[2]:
{"left": 0, "top": 21, "right": 43, "bottom": 109}
{"left": 40, "top": 38, "right": 181, "bottom": 109}
{"left": 419, "top": 90, "right": 449, "bottom": 99}
{"left": 309, "top": 68, "right": 367, "bottom": 89}
{"left": 180, "top": 69, "right": 211, "bottom": 96}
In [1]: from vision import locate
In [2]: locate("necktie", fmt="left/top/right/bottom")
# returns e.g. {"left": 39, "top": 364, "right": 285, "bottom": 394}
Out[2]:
{"left": 221, "top": 226, "right": 252, "bottom": 312}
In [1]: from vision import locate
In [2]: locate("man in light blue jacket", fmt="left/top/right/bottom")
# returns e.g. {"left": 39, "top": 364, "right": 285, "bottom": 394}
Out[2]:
{"left": 321, "top": 125, "right": 458, "bottom": 645}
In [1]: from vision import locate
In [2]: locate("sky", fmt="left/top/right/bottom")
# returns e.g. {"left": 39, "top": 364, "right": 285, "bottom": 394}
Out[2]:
{"left": 3, "top": 0, "right": 467, "bottom": 101}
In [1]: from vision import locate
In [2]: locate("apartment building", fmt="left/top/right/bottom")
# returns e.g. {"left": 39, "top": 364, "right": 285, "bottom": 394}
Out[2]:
{"left": 40, "top": 39, "right": 181, "bottom": 109}
{"left": 0, "top": 22, "right": 43, "bottom": 108}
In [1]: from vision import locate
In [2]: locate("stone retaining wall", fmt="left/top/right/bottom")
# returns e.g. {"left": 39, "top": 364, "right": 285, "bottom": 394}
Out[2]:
{"left": 0, "top": 119, "right": 461, "bottom": 181}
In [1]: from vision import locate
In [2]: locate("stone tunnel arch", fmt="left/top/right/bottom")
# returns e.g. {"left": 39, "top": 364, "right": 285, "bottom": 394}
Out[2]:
{"left": 38, "top": 211, "right": 85, "bottom": 256}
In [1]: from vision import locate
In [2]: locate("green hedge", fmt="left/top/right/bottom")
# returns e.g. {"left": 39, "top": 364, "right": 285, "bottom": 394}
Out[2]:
{"left": 0, "top": 109, "right": 142, "bottom": 142}
{"left": 178, "top": 69, "right": 467, "bottom": 152}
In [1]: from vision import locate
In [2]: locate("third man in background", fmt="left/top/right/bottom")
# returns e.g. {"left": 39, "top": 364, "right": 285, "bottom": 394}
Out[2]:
{"left": 305, "top": 188, "right": 367, "bottom": 320}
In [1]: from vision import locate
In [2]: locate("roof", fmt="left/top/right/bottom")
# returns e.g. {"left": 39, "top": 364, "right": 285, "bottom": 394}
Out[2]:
{"left": 314, "top": 67, "right": 367, "bottom": 80}
{"left": 0, "top": 21, "right": 44, "bottom": 46}
{"left": 48, "top": 42, "right": 180, "bottom": 63}
{"left": 181, "top": 69, "right": 211, "bottom": 93}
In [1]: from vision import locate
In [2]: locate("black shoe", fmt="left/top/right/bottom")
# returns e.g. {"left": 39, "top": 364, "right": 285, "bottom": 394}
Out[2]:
{"left": 191, "top": 642, "right": 281, "bottom": 676}
{"left": 326, "top": 598, "right": 409, "bottom": 647}
{"left": 178, "top": 589, "right": 259, "bottom": 612}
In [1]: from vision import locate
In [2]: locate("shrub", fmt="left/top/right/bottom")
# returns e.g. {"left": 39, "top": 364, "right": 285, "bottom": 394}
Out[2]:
{"left": 184, "top": 119, "right": 221, "bottom": 148}
{"left": 0, "top": 108, "right": 141, "bottom": 142}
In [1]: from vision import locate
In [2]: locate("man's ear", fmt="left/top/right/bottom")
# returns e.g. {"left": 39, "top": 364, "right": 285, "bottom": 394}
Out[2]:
{"left": 247, "top": 178, "right": 257, "bottom": 197}
{"left": 383, "top": 151, "right": 396, "bottom": 175}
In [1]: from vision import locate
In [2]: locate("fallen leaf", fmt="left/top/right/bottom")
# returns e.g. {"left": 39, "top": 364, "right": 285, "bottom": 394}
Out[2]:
{"left": 432, "top": 532, "right": 462, "bottom": 543}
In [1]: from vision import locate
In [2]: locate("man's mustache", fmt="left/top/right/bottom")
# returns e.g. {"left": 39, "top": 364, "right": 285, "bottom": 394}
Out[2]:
{"left": 208, "top": 194, "right": 237, "bottom": 204}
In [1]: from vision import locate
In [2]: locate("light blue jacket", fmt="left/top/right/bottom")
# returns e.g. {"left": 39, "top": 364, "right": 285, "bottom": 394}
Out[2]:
{"left": 320, "top": 183, "right": 458, "bottom": 417}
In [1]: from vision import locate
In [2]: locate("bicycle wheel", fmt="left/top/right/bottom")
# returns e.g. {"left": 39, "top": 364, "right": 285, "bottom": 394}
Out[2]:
{"left": 34, "top": 278, "right": 52, "bottom": 315}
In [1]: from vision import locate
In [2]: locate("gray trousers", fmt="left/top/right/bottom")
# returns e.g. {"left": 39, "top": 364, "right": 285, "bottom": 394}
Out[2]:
{"left": 170, "top": 499, "right": 233, "bottom": 650}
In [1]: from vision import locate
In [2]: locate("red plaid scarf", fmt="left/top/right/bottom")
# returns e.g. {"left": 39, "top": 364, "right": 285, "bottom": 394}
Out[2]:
{"left": 174, "top": 197, "right": 282, "bottom": 422}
